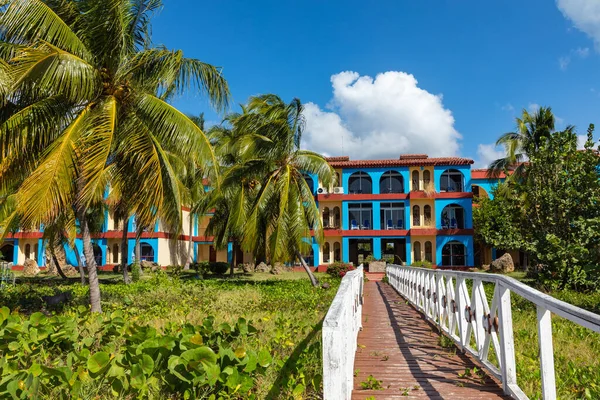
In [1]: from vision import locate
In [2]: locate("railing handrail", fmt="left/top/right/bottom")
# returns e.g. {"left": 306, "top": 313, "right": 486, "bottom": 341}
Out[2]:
{"left": 322, "top": 265, "right": 364, "bottom": 400}
{"left": 395, "top": 265, "right": 600, "bottom": 332}
{"left": 386, "top": 264, "right": 600, "bottom": 400}
{"left": 323, "top": 266, "right": 364, "bottom": 328}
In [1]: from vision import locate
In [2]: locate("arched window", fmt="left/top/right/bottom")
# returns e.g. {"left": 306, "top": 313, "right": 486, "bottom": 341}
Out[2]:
{"left": 333, "top": 207, "right": 341, "bottom": 228}
{"left": 140, "top": 243, "right": 155, "bottom": 262}
{"left": 92, "top": 243, "right": 102, "bottom": 266}
{"left": 423, "top": 170, "right": 431, "bottom": 189}
{"left": 348, "top": 171, "right": 372, "bottom": 194}
{"left": 425, "top": 241, "right": 433, "bottom": 262}
{"left": 413, "top": 241, "right": 422, "bottom": 262}
{"left": 303, "top": 174, "right": 315, "bottom": 194}
{"left": 334, "top": 242, "right": 341, "bottom": 262}
{"left": 424, "top": 205, "right": 432, "bottom": 226}
{"left": 442, "top": 241, "right": 466, "bottom": 266}
{"left": 34, "top": 244, "right": 38, "bottom": 262}
{"left": 323, "top": 242, "right": 331, "bottom": 263}
{"left": 472, "top": 185, "right": 489, "bottom": 199}
{"left": 25, "top": 244, "right": 31, "bottom": 260}
{"left": 441, "top": 204, "right": 466, "bottom": 229}
{"left": 323, "top": 207, "right": 330, "bottom": 228}
{"left": 113, "top": 215, "right": 119, "bottom": 230}
{"left": 412, "top": 170, "right": 420, "bottom": 191}
{"left": 112, "top": 244, "right": 119, "bottom": 264}
{"left": 412, "top": 205, "right": 421, "bottom": 227}
{"left": 440, "top": 169, "right": 464, "bottom": 192}
{"left": 379, "top": 171, "right": 404, "bottom": 194}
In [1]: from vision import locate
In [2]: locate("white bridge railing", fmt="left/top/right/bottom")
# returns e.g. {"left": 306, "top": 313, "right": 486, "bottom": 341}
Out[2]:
{"left": 322, "top": 265, "right": 364, "bottom": 400}
{"left": 386, "top": 264, "right": 600, "bottom": 400}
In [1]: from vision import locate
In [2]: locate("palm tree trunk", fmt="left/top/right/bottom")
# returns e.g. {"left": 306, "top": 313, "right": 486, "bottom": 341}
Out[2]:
{"left": 50, "top": 251, "right": 68, "bottom": 280}
{"left": 135, "top": 229, "right": 141, "bottom": 272}
{"left": 297, "top": 251, "right": 319, "bottom": 287}
{"left": 121, "top": 216, "right": 131, "bottom": 284}
{"left": 77, "top": 209, "right": 102, "bottom": 313}
{"left": 73, "top": 243, "right": 86, "bottom": 285}
{"left": 184, "top": 215, "right": 193, "bottom": 270}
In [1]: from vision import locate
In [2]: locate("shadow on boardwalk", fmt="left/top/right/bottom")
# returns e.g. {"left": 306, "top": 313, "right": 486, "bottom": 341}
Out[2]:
{"left": 352, "top": 281, "right": 509, "bottom": 399}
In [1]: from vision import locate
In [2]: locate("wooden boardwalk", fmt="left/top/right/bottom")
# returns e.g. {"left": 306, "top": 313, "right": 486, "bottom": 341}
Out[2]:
{"left": 352, "top": 280, "right": 510, "bottom": 399}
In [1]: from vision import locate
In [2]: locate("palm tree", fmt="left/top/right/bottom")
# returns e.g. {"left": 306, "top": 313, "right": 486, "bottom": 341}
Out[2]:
{"left": 0, "top": 0, "right": 229, "bottom": 312}
{"left": 488, "top": 106, "right": 557, "bottom": 179}
{"left": 218, "top": 95, "right": 334, "bottom": 286}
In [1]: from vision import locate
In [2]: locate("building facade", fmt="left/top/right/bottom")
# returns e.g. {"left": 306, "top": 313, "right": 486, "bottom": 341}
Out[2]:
{"left": 307, "top": 155, "right": 476, "bottom": 268}
{"left": 1, "top": 154, "right": 478, "bottom": 270}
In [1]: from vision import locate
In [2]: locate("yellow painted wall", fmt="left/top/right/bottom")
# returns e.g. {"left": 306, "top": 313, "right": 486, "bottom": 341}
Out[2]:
{"left": 409, "top": 199, "right": 436, "bottom": 228}
{"left": 319, "top": 236, "right": 343, "bottom": 264}
{"left": 17, "top": 239, "right": 39, "bottom": 265}
{"left": 408, "top": 166, "right": 434, "bottom": 192}
{"left": 320, "top": 202, "right": 342, "bottom": 228}
{"left": 411, "top": 235, "right": 436, "bottom": 264}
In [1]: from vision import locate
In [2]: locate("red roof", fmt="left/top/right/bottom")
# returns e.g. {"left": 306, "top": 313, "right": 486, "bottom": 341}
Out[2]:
{"left": 471, "top": 169, "right": 507, "bottom": 179}
{"left": 325, "top": 155, "right": 474, "bottom": 168}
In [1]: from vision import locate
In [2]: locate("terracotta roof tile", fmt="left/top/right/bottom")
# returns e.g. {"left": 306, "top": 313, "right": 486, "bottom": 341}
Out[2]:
{"left": 326, "top": 156, "right": 474, "bottom": 168}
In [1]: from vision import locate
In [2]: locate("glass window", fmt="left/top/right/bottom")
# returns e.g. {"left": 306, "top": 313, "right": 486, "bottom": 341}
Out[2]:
{"left": 348, "top": 172, "right": 372, "bottom": 194}
{"left": 25, "top": 244, "right": 31, "bottom": 259}
{"left": 113, "top": 244, "right": 119, "bottom": 264}
{"left": 348, "top": 203, "right": 373, "bottom": 229}
{"left": 424, "top": 205, "right": 432, "bottom": 226}
{"left": 440, "top": 169, "right": 464, "bottom": 192}
{"left": 323, "top": 207, "right": 330, "bottom": 228}
{"left": 380, "top": 202, "right": 405, "bottom": 229}
{"left": 412, "top": 205, "right": 421, "bottom": 227}
{"left": 425, "top": 241, "right": 432, "bottom": 262}
{"left": 140, "top": 243, "right": 155, "bottom": 262}
{"left": 423, "top": 170, "right": 431, "bottom": 188}
{"left": 412, "top": 170, "right": 420, "bottom": 191}
{"left": 441, "top": 204, "right": 465, "bottom": 229}
{"left": 379, "top": 171, "right": 404, "bottom": 194}
{"left": 323, "top": 242, "right": 331, "bottom": 263}
{"left": 333, "top": 207, "right": 341, "bottom": 228}
{"left": 414, "top": 241, "right": 422, "bottom": 262}
{"left": 333, "top": 242, "right": 341, "bottom": 262}
{"left": 442, "top": 241, "right": 466, "bottom": 266}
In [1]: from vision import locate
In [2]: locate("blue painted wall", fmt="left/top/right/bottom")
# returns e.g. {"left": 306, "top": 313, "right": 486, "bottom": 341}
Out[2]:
{"left": 434, "top": 198, "right": 473, "bottom": 229}
{"left": 341, "top": 167, "right": 410, "bottom": 194}
{"left": 433, "top": 165, "right": 471, "bottom": 193}
{"left": 342, "top": 200, "right": 409, "bottom": 230}
{"left": 435, "top": 235, "right": 474, "bottom": 267}
{"left": 471, "top": 178, "right": 504, "bottom": 200}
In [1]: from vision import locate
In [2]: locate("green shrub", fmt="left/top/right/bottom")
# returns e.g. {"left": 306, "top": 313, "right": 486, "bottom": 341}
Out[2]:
{"left": 131, "top": 262, "right": 141, "bottom": 282}
{"left": 412, "top": 260, "right": 433, "bottom": 269}
{"left": 209, "top": 262, "right": 229, "bottom": 275}
{"left": 326, "top": 262, "right": 354, "bottom": 278}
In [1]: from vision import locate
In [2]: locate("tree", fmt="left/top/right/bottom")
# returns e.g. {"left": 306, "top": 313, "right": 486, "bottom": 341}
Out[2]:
{"left": 0, "top": 0, "right": 229, "bottom": 312}
{"left": 215, "top": 95, "right": 334, "bottom": 286}
{"left": 489, "top": 106, "right": 556, "bottom": 181}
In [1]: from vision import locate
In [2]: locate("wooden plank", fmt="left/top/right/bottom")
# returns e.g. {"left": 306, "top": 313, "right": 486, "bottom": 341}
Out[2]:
{"left": 352, "top": 281, "right": 509, "bottom": 399}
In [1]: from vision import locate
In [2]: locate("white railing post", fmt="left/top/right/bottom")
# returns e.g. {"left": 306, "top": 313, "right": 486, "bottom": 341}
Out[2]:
{"left": 537, "top": 306, "right": 557, "bottom": 400}
{"left": 498, "top": 283, "right": 517, "bottom": 395}
{"left": 323, "top": 265, "right": 364, "bottom": 400}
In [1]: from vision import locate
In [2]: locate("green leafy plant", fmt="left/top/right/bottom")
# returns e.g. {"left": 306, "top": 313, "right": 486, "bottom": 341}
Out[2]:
{"left": 360, "top": 375, "right": 383, "bottom": 390}
{"left": 412, "top": 260, "right": 433, "bottom": 269}
{"left": 325, "top": 262, "right": 354, "bottom": 278}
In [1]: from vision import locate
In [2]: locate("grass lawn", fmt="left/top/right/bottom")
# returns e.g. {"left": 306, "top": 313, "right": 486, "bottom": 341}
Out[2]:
{"left": 0, "top": 270, "right": 339, "bottom": 399}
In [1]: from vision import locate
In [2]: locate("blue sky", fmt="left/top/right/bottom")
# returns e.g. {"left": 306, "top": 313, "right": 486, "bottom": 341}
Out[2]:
{"left": 152, "top": 0, "right": 600, "bottom": 166}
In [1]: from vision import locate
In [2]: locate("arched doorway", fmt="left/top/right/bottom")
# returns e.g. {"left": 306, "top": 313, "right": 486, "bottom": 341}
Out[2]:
{"left": 441, "top": 204, "right": 466, "bottom": 229}
{"left": 411, "top": 170, "right": 420, "bottom": 191}
{"left": 140, "top": 243, "right": 155, "bottom": 262}
{"left": 333, "top": 242, "right": 341, "bottom": 262}
{"left": 323, "top": 242, "right": 331, "bottom": 263}
{"left": 92, "top": 243, "right": 103, "bottom": 266}
{"left": 0, "top": 243, "right": 14, "bottom": 263}
{"left": 303, "top": 174, "right": 315, "bottom": 194}
{"left": 441, "top": 241, "right": 466, "bottom": 266}
{"left": 379, "top": 171, "right": 404, "bottom": 194}
{"left": 424, "top": 241, "right": 433, "bottom": 262}
{"left": 412, "top": 205, "right": 420, "bottom": 227}
{"left": 413, "top": 241, "right": 422, "bottom": 262}
{"left": 112, "top": 244, "right": 119, "bottom": 264}
{"left": 440, "top": 169, "right": 464, "bottom": 192}
{"left": 333, "top": 207, "right": 341, "bottom": 228}
{"left": 323, "top": 207, "right": 330, "bottom": 228}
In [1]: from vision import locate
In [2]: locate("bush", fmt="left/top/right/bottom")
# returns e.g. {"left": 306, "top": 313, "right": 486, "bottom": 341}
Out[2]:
{"left": 131, "top": 262, "right": 141, "bottom": 282}
{"left": 412, "top": 260, "right": 433, "bottom": 269}
{"left": 209, "top": 262, "right": 230, "bottom": 275}
{"left": 326, "top": 262, "right": 354, "bottom": 278}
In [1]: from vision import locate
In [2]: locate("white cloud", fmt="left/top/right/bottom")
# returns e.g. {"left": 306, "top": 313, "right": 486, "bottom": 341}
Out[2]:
{"left": 528, "top": 103, "right": 540, "bottom": 113}
{"left": 558, "top": 47, "right": 590, "bottom": 70}
{"left": 501, "top": 103, "right": 515, "bottom": 112}
{"left": 559, "top": 56, "right": 571, "bottom": 70}
{"left": 474, "top": 143, "right": 505, "bottom": 169}
{"left": 557, "top": 0, "right": 600, "bottom": 50}
{"left": 302, "top": 71, "right": 462, "bottom": 160}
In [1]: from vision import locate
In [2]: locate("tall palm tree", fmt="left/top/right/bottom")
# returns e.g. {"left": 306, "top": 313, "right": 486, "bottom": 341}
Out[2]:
{"left": 0, "top": 0, "right": 229, "bottom": 312}
{"left": 218, "top": 95, "right": 334, "bottom": 286}
{"left": 488, "top": 106, "right": 557, "bottom": 179}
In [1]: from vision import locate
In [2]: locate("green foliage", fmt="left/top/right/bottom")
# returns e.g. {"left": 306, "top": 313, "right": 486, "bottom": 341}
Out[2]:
{"left": 411, "top": 260, "right": 433, "bottom": 269}
{"left": 0, "top": 275, "right": 339, "bottom": 398}
{"left": 360, "top": 375, "right": 383, "bottom": 390}
{"left": 325, "top": 262, "right": 354, "bottom": 278}
{"left": 209, "top": 262, "right": 230, "bottom": 275}
{"left": 481, "top": 120, "right": 600, "bottom": 290}
{"left": 131, "top": 262, "right": 141, "bottom": 282}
